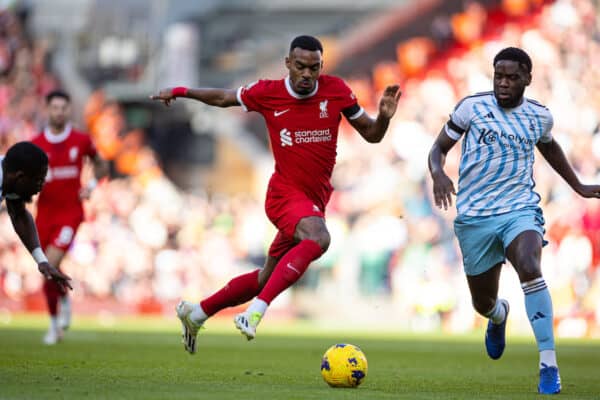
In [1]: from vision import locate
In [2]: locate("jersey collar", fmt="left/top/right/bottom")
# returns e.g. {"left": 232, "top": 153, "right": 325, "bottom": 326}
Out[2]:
{"left": 492, "top": 94, "right": 525, "bottom": 111}
{"left": 285, "top": 76, "right": 319, "bottom": 99}
{"left": 44, "top": 124, "right": 72, "bottom": 143}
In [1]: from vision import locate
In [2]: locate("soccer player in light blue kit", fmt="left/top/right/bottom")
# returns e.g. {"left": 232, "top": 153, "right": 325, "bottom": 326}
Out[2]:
{"left": 428, "top": 47, "right": 600, "bottom": 395}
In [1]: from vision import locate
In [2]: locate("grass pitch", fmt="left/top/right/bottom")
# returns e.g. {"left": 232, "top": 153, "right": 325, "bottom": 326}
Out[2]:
{"left": 0, "top": 314, "right": 599, "bottom": 399}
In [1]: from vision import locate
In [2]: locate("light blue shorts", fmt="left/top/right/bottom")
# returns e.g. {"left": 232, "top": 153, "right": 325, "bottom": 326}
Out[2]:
{"left": 453, "top": 207, "right": 546, "bottom": 276}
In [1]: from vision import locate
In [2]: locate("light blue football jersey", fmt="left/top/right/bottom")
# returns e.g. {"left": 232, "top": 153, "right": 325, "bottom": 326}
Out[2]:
{"left": 445, "top": 92, "right": 553, "bottom": 216}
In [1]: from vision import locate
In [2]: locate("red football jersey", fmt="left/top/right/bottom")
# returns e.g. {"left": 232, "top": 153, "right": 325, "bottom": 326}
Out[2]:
{"left": 31, "top": 126, "right": 97, "bottom": 217}
{"left": 237, "top": 75, "right": 362, "bottom": 204}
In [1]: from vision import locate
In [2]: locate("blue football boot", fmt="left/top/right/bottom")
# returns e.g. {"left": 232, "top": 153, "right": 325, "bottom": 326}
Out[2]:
{"left": 538, "top": 363, "right": 561, "bottom": 394}
{"left": 485, "top": 299, "right": 510, "bottom": 360}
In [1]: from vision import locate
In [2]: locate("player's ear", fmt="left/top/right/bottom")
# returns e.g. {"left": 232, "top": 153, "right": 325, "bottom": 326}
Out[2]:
{"left": 285, "top": 56, "right": 291, "bottom": 70}
{"left": 520, "top": 65, "right": 532, "bottom": 86}
{"left": 9, "top": 170, "right": 25, "bottom": 184}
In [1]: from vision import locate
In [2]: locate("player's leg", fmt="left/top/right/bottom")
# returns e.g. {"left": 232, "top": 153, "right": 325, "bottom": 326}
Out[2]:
{"left": 42, "top": 244, "right": 68, "bottom": 345}
{"left": 259, "top": 216, "right": 328, "bottom": 303}
{"left": 177, "top": 255, "right": 281, "bottom": 354}
{"left": 197, "top": 231, "right": 294, "bottom": 319}
{"left": 236, "top": 216, "right": 327, "bottom": 340}
{"left": 41, "top": 221, "right": 80, "bottom": 344}
{"left": 506, "top": 230, "right": 560, "bottom": 394}
{"left": 466, "top": 263, "right": 509, "bottom": 359}
{"left": 454, "top": 214, "right": 509, "bottom": 359}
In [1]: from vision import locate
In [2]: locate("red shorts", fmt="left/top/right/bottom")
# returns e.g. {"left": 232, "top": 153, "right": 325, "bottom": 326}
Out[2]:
{"left": 36, "top": 213, "right": 83, "bottom": 252}
{"left": 265, "top": 178, "right": 329, "bottom": 259}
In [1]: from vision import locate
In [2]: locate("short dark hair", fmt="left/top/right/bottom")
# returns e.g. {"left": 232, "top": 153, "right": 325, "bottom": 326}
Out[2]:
{"left": 3, "top": 142, "right": 48, "bottom": 175}
{"left": 45, "top": 89, "right": 71, "bottom": 104}
{"left": 493, "top": 47, "right": 532, "bottom": 73}
{"left": 290, "top": 35, "right": 323, "bottom": 54}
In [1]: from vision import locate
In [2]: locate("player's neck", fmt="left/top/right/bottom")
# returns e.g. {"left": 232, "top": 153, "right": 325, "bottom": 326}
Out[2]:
{"left": 498, "top": 96, "right": 524, "bottom": 110}
{"left": 48, "top": 124, "right": 67, "bottom": 135}
{"left": 285, "top": 76, "right": 319, "bottom": 99}
{"left": 44, "top": 123, "right": 72, "bottom": 144}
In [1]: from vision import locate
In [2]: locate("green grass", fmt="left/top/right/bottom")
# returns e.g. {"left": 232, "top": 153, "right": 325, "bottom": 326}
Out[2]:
{"left": 1, "top": 314, "right": 599, "bottom": 399}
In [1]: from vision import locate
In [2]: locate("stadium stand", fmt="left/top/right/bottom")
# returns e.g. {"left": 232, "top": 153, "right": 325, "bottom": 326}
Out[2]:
{"left": 0, "top": 0, "right": 599, "bottom": 338}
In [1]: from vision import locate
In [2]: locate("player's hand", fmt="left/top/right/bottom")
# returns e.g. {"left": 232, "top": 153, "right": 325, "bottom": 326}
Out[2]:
{"left": 431, "top": 171, "right": 456, "bottom": 210}
{"left": 38, "top": 262, "right": 73, "bottom": 291}
{"left": 576, "top": 184, "right": 600, "bottom": 199}
{"left": 378, "top": 85, "right": 402, "bottom": 119}
{"left": 150, "top": 88, "right": 176, "bottom": 107}
{"left": 79, "top": 187, "right": 92, "bottom": 200}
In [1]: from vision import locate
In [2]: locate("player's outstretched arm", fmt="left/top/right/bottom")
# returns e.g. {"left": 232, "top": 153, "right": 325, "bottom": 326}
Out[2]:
{"left": 150, "top": 87, "right": 239, "bottom": 108}
{"left": 80, "top": 154, "right": 110, "bottom": 200}
{"left": 428, "top": 127, "right": 458, "bottom": 210}
{"left": 5, "top": 199, "right": 72, "bottom": 290}
{"left": 349, "top": 85, "right": 401, "bottom": 143}
{"left": 537, "top": 139, "right": 600, "bottom": 199}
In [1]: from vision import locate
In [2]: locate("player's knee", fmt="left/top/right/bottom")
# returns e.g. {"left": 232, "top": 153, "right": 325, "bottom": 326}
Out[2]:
{"left": 472, "top": 297, "right": 495, "bottom": 316}
{"left": 515, "top": 256, "right": 542, "bottom": 282}
{"left": 311, "top": 232, "right": 330, "bottom": 252}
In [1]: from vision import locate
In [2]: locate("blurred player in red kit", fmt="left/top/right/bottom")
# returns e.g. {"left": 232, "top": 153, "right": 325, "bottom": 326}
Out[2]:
{"left": 152, "top": 35, "right": 401, "bottom": 354}
{"left": 31, "top": 90, "right": 108, "bottom": 345}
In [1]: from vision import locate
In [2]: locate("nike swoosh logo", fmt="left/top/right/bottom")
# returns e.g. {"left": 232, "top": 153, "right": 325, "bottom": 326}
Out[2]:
{"left": 286, "top": 263, "right": 300, "bottom": 274}
{"left": 274, "top": 109, "right": 290, "bottom": 117}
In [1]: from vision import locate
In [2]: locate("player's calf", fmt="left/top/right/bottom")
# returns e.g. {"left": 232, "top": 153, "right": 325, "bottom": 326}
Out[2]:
{"left": 58, "top": 296, "right": 71, "bottom": 331}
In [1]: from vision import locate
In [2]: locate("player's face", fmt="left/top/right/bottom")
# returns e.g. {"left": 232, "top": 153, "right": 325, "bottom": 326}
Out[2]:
{"left": 47, "top": 97, "right": 71, "bottom": 129}
{"left": 14, "top": 166, "right": 47, "bottom": 203}
{"left": 285, "top": 48, "right": 323, "bottom": 95}
{"left": 493, "top": 60, "right": 531, "bottom": 108}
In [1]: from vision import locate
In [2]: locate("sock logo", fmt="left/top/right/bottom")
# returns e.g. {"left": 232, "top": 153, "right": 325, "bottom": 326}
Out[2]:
{"left": 530, "top": 311, "right": 546, "bottom": 322}
{"left": 286, "top": 262, "right": 300, "bottom": 274}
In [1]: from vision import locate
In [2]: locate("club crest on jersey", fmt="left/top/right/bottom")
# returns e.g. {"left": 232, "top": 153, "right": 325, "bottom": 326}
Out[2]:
{"left": 69, "top": 147, "right": 79, "bottom": 161}
{"left": 319, "top": 100, "right": 328, "bottom": 118}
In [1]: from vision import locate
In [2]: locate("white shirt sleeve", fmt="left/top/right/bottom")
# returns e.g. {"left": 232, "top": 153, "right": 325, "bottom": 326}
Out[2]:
{"left": 445, "top": 98, "right": 472, "bottom": 140}
{"left": 236, "top": 87, "right": 248, "bottom": 112}
{"left": 538, "top": 110, "right": 553, "bottom": 143}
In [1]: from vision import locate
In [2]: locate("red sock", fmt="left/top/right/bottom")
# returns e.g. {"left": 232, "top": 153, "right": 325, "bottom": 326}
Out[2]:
{"left": 43, "top": 279, "right": 63, "bottom": 316}
{"left": 258, "top": 240, "right": 323, "bottom": 305}
{"left": 200, "top": 269, "right": 260, "bottom": 316}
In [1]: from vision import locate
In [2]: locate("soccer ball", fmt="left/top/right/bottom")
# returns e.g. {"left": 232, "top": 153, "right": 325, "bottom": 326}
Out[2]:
{"left": 320, "top": 343, "right": 368, "bottom": 388}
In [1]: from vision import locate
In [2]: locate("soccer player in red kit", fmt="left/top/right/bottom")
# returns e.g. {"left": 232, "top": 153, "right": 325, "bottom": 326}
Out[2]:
{"left": 31, "top": 90, "right": 108, "bottom": 345}
{"left": 152, "top": 35, "right": 401, "bottom": 353}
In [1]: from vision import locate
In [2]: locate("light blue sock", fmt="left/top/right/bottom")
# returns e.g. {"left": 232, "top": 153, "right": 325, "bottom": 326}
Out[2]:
{"left": 522, "top": 278, "right": 555, "bottom": 352}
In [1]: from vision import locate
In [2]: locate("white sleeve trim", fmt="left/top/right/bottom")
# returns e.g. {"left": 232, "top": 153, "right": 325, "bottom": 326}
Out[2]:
{"left": 538, "top": 132, "right": 553, "bottom": 143}
{"left": 236, "top": 87, "right": 248, "bottom": 112}
{"left": 444, "top": 124, "right": 462, "bottom": 141}
{"left": 348, "top": 107, "right": 365, "bottom": 120}
{"left": 32, "top": 247, "right": 48, "bottom": 264}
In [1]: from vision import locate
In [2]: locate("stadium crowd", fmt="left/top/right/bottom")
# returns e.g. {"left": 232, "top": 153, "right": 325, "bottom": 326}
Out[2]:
{"left": 0, "top": 0, "right": 599, "bottom": 337}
